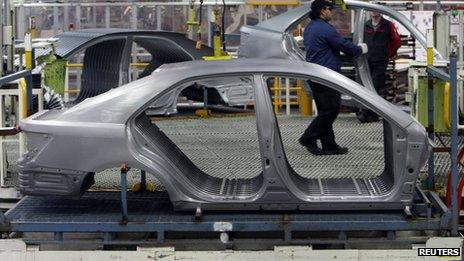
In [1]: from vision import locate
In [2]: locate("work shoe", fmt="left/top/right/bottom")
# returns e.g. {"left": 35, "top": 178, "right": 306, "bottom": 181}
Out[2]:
{"left": 298, "top": 137, "right": 324, "bottom": 156}
{"left": 323, "top": 145, "right": 349, "bottom": 155}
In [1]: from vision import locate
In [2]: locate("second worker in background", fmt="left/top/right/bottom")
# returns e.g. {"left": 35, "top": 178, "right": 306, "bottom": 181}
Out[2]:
{"left": 356, "top": 10, "right": 401, "bottom": 123}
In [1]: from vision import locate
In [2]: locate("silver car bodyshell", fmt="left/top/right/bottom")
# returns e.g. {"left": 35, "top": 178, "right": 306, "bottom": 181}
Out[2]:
{"left": 19, "top": 59, "right": 428, "bottom": 211}
{"left": 37, "top": 29, "right": 254, "bottom": 110}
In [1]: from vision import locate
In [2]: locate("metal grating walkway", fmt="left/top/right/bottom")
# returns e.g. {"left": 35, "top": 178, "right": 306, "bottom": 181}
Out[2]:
{"left": 157, "top": 113, "right": 384, "bottom": 180}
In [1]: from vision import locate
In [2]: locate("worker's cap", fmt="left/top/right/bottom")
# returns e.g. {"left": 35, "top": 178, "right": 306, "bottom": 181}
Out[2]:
{"left": 311, "top": 0, "right": 335, "bottom": 11}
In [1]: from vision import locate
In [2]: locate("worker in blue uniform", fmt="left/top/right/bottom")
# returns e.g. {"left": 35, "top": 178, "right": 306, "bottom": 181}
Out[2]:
{"left": 299, "top": 0, "right": 368, "bottom": 155}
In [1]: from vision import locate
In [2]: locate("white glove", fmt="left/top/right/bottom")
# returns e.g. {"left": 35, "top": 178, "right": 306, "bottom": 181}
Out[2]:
{"left": 294, "top": 36, "right": 303, "bottom": 45}
{"left": 358, "top": 43, "right": 368, "bottom": 54}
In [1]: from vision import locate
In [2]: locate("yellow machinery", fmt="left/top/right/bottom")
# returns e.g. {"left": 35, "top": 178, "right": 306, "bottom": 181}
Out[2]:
{"left": 202, "top": 5, "right": 232, "bottom": 61}
{"left": 411, "top": 29, "right": 451, "bottom": 133}
{"left": 24, "top": 33, "right": 33, "bottom": 70}
{"left": 187, "top": 0, "right": 200, "bottom": 29}
{"left": 415, "top": 70, "right": 451, "bottom": 133}
{"left": 187, "top": 0, "right": 204, "bottom": 49}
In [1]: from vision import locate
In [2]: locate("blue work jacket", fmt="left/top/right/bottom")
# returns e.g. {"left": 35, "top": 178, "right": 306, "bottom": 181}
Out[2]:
{"left": 304, "top": 18, "right": 361, "bottom": 72}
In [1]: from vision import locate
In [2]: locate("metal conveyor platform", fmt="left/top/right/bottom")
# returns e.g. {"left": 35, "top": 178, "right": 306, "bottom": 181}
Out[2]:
{"left": 1, "top": 189, "right": 451, "bottom": 246}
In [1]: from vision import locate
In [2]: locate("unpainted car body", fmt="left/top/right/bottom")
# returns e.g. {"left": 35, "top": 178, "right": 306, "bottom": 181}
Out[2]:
{"left": 38, "top": 29, "right": 253, "bottom": 111}
{"left": 19, "top": 59, "right": 428, "bottom": 211}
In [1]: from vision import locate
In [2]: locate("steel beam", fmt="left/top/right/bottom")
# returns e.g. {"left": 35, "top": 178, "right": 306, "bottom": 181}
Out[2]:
{"left": 0, "top": 70, "right": 31, "bottom": 86}
{"left": 427, "top": 71, "right": 435, "bottom": 190}
{"left": 449, "top": 52, "right": 459, "bottom": 236}
{"left": 53, "top": 6, "right": 59, "bottom": 35}
{"left": 156, "top": 5, "right": 161, "bottom": 30}
{"left": 426, "top": 66, "right": 451, "bottom": 82}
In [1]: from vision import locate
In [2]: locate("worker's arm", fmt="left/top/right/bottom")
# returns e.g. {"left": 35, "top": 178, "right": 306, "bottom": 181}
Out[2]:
{"left": 325, "top": 26, "right": 362, "bottom": 57}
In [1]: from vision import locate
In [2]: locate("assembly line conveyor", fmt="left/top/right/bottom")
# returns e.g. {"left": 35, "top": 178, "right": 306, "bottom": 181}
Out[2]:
{"left": 0, "top": 184, "right": 453, "bottom": 245}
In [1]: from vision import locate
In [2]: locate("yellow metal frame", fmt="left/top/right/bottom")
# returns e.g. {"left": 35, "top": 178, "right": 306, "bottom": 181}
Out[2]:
{"left": 132, "top": 181, "right": 158, "bottom": 192}
{"left": 202, "top": 35, "right": 233, "bottom": 61}
{"left": 25, "top": 51, "right": 33, "bottom": 70}
{"left": 444, "top": 82, "right": 451, "bottom": 130}
{"left": 427, "top": 48, "right": 434, "bottom": 66}
{"left": 19, "top": 79, "right": 28, "bottom": 119}
{"left": 271, "top": 77, "right": 312, "bottom": 115}
{"left": 187, "top": 6, "right": 200, "bottom": 26}
{"left": 202, "top": 55, "right": 232, "bottom": 61}
{"left": 273, "top": 77, "right": 280, "bottom": 113}
{"left": 66, "top": 63, "right": 150, "bottom": 68}
{"left": 30, "top": 29, "right": 37, "bottom": 39}
{"left": 64, "top": 89, "right": 80, "bottom": 94}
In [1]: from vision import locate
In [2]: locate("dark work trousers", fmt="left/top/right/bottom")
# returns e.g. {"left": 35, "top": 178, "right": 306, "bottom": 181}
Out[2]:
{"left": 301, "top": 81, "right": 341, "bottom": 149}
{"left": 369, "top": 60, "right": 389, "bottom": 97}
{"left": 357, "top": 60, "right": 388, "bottom": 121}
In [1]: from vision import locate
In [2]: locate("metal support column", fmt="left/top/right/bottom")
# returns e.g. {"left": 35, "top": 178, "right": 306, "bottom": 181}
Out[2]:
{"left": 0, "top": 0, "right": 3, "bottom": 77}
{"left": 5, "top": 0, "right": 14, "bottom": 72}
{"left": 419, "top": 0, "right": 424, "bottom": 11}
{"left": 285, "top": 78, "right": 290, "bottom": 115}
{"left": 92, "top": 6, "right": 97, "bottom": 28}
{"left": 105, "top": 5, "right": 110, "bottom": 28}
{"left": 183, "top": 5, "right": 188, "bottom": 30}
{"left": 171, "top": 5, "right": 175, "bottom": 32}
{"left": 459, "top": 11, "right": 463, "bottom": 113}
{"left": 131, "top": 4, "right": 138, "bottom": 81}
{"left": 76, "top": 4, "right": 81, "bottom": 29}
{"left": 243, "top": 5, "right": 247, "bottom": 25}
{"left": 0, "top": 95, "right": 5, "bottom": 187}
{"left": 132, "top": 4, "right": 137, "bottom": 29}
{"left": 460, "top": 11, "right": 463, "bottom": 65}
{"left": 17, "top": 4, "right": 25, "bottom": 40}
{"left": 426, "top": 52, "right": 459, "bottom": 235}
{"left": 76, "top": 4, "right": 82, "bottom": 92}
{"left": 426, "top": 29, "right": 435, "bottom": 191}
{"left": 25, "top": 73, "right": 32, "bottom": 114}
{"left": 449, "top": 52, "right": 459, "bottom": 236}
{"left": 207, "top": 5, "right": 212, "bottom": 47}
{"left": 156, "top": 5, "right": 162, "bottom": 31}
{"left": 53, "top": 6, "right": 59, "bottom": 35}
{"left": 63, "top": 5, "right": 68, "bottom": 31}
{"left": 427, "top": 72, "right": 435, "bottom": 190}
